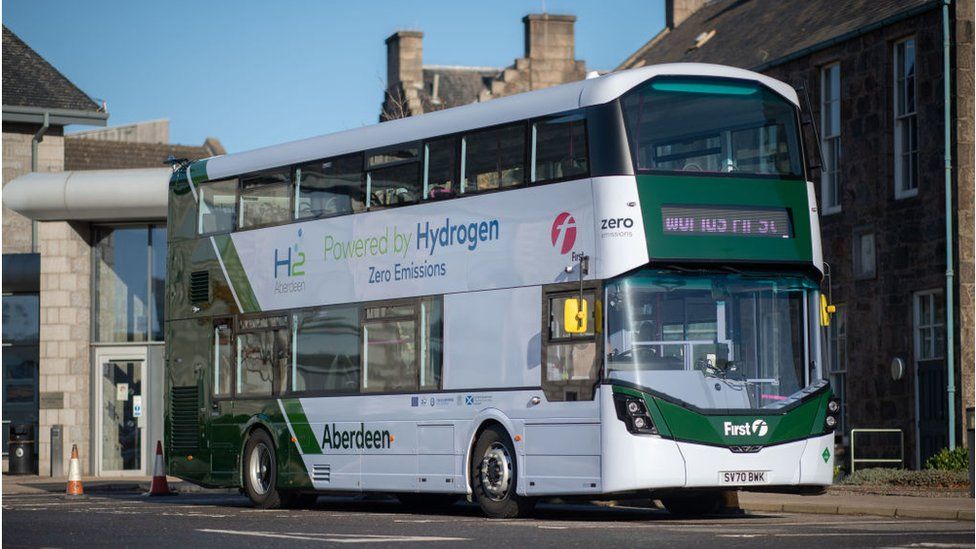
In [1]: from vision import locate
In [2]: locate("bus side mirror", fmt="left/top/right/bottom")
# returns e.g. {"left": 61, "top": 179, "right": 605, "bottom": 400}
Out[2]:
{"left": 820, "top": 295, "right": 836, "bottom": 327}
{"left": 563, "top": 298, "right": 588, "bottom": 334}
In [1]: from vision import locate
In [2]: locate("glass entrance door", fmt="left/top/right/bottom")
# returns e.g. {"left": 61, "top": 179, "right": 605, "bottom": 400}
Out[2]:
{"left": 97, "top": 356, "right": 147, "bottom": 475}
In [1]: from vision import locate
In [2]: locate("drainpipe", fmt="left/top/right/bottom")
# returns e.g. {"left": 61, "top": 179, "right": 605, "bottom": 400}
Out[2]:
{"left": 30, "top": 111, "right": 50, "bottom": 253}
{"left": 942, "top": 0, "right": 956, "bottom": 449}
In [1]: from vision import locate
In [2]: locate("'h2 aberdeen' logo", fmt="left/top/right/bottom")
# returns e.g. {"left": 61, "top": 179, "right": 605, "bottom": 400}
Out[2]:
{"left": 274, "top": 228, "right": 307, "bottom": 278}
{"left": 551, "top": 212, "right": 577, "bottom": 255}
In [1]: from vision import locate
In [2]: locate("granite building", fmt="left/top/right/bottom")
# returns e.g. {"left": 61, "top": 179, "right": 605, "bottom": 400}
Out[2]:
{"left": 2, "top": 25, "right": 222, "bottom": 476}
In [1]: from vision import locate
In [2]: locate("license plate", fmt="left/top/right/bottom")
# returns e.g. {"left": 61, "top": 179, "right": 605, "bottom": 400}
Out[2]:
{"left": 719, "top": 470, "right": 770, "bottom": 485}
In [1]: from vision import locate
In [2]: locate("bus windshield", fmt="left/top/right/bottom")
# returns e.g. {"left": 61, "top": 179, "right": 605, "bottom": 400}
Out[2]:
{"left": 621, "top": 77, "right": 803, "bottom": 178}
{"left": 605, "top": 270, "right": 821, "bottom": 411}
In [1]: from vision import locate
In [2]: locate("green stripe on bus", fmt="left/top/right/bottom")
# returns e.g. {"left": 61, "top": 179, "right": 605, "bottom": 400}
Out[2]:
{"left": 613, "top": 385, "right": 829, "bottom": 446}
{"left": 282, "top": 399, "right": 321, "bottom": 455}
{"left": 613, "top": 386, "right": 673, "bottom": 437}
{"left": 170, "top": 168, "right": 192, "bottom": 196}
{"left": 212, "top": 234, "right": 262, "bottom": 313}
{"left": 188, "top": 159, "right": 209, "bottom": 184}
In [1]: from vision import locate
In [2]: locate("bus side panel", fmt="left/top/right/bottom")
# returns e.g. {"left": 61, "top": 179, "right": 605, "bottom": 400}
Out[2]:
{"left": 442, "top": 286, "right": 542, "bottom": 390}
{"left": 167, "top": 237, "right": 245, "bottom": 323}
{"left": 165, "top": 317, "right": 213, "bottom": 485}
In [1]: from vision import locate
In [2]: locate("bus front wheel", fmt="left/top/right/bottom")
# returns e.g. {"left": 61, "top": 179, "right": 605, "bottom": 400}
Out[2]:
{"left": 243, "top": 429, "right": 284, "bottom": 509}
{"left": 470, "top": 425, "right": 535, "bottom": 518}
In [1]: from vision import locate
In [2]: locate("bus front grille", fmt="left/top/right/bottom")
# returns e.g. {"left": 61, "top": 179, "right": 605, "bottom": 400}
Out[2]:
{"left": 312, "top": 464, "right": 331, "bottom": 482}
{"left": 170, "top": 386, "right": 200, "bottom": 452}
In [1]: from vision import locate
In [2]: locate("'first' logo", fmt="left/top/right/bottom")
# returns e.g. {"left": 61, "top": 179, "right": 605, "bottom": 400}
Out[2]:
{"left": 551, "top": 212, "right": 577, "bottom": 255}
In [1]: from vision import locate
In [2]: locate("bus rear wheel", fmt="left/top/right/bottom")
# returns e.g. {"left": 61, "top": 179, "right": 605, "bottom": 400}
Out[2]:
{"left": 243, "top": 429, "right": 284, "bottom": 509}
{"left": 470, "top": 425, "right": 535, "bottom": 518}
{"left": 661, "top": 491, "right": 723, "bottom": 516}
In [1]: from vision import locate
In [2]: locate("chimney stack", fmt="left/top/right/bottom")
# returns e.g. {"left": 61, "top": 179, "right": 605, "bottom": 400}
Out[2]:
{"left": 386, "top": 30, "right": 424, "bottom": 88}
{"left": 665, "top": 0, "right": 707, "bottom": 29}
{"left": 523, "top": 14, "right": 576, "bottom": 61}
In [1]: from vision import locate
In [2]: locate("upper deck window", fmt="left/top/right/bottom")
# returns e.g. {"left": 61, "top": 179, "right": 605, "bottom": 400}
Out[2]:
{"left": 239, "top": 169, "right": 292, "bottom": 229}
{"left": 621, "top": 77, "right": 803, "bottom": 178}
{"left": 531, "top": 114, "right": 588, "bottom": 183}
{"left": 295, "top": 154, "right": 365, "bottom": 219}
{"left": 462, "top": 124, "right": 525, "bottom": 193}
{"left": 198, "top": 179, "right": 237, "bottom": 234}
{"left": 367, "top": 144, "right": 421, "bottom": 209}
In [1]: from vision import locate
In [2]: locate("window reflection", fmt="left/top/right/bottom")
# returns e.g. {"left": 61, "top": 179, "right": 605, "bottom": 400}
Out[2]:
{"left": 94, "top": 225, "right": 167, "bottom": 342}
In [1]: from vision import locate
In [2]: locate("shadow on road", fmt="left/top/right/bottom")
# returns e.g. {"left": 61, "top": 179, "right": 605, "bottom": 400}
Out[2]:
{"left": 82, "top": 491, "right": 763, "bottom": 523}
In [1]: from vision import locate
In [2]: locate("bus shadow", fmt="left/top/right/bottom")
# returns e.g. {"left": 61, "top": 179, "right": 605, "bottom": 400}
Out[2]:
{"left": 102, "top": 491, "right": 766, "bottom": 522}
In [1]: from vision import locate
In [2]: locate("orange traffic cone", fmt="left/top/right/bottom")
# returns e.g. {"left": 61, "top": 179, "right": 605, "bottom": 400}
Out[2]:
{"left": 147, "top": 440, "right": 176, "bottom": 496}
{"left": 66, "top": 444, "right": 84, "bottom": 497}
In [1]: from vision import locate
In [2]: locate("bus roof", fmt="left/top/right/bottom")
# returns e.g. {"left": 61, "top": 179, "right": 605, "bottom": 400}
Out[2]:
{"left": 199, "top": 63, "right": 799, "bottom": 182}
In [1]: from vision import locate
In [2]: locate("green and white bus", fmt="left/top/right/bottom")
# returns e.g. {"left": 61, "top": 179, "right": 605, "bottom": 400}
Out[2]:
{"left": 165, "top": 62, "right": 839, "bottom": 517}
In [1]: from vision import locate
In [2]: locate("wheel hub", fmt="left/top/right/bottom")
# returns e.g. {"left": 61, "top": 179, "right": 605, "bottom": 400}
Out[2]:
{"left": 480, "top": 442, "right": 512, "bottom": 501}
{"left": 249, "top": 443, "right": 273, "bottom": 496}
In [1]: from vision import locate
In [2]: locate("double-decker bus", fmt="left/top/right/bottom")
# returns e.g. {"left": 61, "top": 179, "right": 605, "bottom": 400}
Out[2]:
{"left": 165, "top": 62, "right": 839, "bottom": 518}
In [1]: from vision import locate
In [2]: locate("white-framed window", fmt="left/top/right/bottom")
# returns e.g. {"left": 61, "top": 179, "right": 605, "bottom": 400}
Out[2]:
{"left": 826, "top": 304, "right": 848, "bottom": 436}
{"left": 852, "top": 228, "right": 876, "bottom": 279}
{"left": 894, "top": 37, "right": 918, "bottom": 198}
{"left": 821, "top": 63, "right": 842, "bottom": 214}
{"left": 913, "top": 290, "right": 945, "bottom": 361}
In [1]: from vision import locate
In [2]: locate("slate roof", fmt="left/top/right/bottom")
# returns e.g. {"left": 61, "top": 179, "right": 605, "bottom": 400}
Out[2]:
{"left": 2, "top": 25, "right": 101, "bottom": 112}
{"left": 64, "top": 138, "right": 223, "bottom": 171}
{"left": 422, "top": 66, "right": 500, "bottom": 109}
{"left": 618, "top": 0, "right": 940, "bottom": 71}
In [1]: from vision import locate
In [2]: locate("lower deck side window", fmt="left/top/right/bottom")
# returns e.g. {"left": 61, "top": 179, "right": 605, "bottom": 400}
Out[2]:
{"left": 362, "top": 297, "right": 442, "bottom": 393}
{"left": 293, "top": 306, "right": 361, "bottom": 393}
{"left": 237, "top": 331, "right": 275, "bottom": 396}
{"left": 214, "top": 322, "right": 233, "bottom": 396}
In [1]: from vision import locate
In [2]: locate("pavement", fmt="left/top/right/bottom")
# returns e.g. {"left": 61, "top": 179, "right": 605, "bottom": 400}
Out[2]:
{"left": 3, "top": 474, "right": 973, "bottom": 521}
{"left": 3, "top": 491, "right": 974, "bottom": 548}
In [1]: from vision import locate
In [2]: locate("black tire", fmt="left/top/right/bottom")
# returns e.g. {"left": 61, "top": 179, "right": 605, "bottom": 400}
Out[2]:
{"left": 661, "top": 491, "right": 723, "bottom": 516}
{"left": 396, "top": 493, "right": 459, "bottom": 511}
{"left": 242, "top": 429, "right": 283, "bottom": 509}
{"left": 470, "top": 425, "right": 535, "bottom": 518}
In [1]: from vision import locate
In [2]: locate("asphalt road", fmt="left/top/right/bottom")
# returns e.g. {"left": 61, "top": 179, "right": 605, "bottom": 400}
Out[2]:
{"left": 2, "top": 492, "right": 973, "bottom": 548}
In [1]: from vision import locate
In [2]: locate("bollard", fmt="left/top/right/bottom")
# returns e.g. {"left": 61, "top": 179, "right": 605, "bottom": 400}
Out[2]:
{"left": 51, "top": 425, "right": 64, "bottom": 477}
{"left": 967, "top": 407, "right": 974, "bottom": 499}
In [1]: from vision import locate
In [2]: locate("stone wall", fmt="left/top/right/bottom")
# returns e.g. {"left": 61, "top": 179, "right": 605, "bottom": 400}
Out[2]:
{"left": 36, "top": 221, "right": 92, "bottom": 476}
{"left": 764, "top": 9, "right": 952, "bottom": 467}
{"left": 2, "top": 124, "right": 65, "bottom": 253}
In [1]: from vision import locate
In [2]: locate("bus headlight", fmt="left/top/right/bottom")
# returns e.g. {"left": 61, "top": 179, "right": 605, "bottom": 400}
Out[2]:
{"left": 613, "top": 394, "right": 658, "bottom": 436}
{"left": 825, "top": 397, "right": 841, "bottom": 432}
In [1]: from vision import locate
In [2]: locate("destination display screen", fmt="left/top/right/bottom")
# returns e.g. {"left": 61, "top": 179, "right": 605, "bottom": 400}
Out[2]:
{"left": 661, "top": 205, "right": 792, "bottom": 238}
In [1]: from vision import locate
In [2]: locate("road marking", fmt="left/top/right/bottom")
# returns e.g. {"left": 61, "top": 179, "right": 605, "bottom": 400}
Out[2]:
{"left": 739, "top": 532, "right": 972, "bottom": 538}
{"left": 197, "top": 529, "right": 468, "bottom": 543}
{"left": 885, "top": 544, "right": 974, "bottom": 548}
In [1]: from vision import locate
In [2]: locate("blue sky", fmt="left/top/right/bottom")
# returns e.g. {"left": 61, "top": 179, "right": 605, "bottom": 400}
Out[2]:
{"left": 4, "top": 1, "right": 664, "bottom": 152}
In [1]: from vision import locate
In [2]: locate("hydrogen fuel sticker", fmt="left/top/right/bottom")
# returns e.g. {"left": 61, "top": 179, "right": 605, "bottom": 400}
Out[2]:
{"left": 228, "top": 179, "right": 625, "bottom": 311}
{"left": 718, "top": 470, "right": 771, "bottom": 485}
